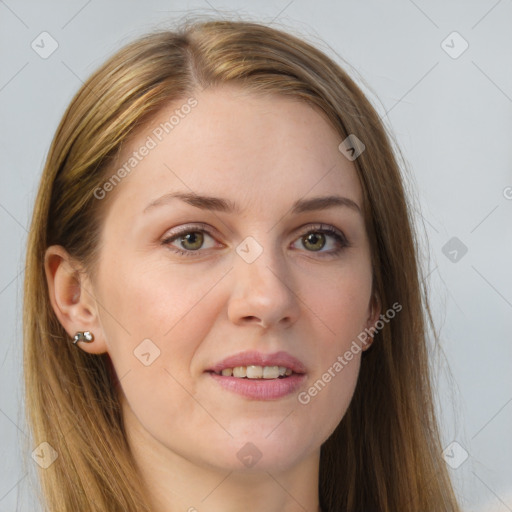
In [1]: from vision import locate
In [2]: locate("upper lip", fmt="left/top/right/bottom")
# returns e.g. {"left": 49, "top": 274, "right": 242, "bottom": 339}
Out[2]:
{"left": 207, "top": 350, "right": 307, "bottom": 374}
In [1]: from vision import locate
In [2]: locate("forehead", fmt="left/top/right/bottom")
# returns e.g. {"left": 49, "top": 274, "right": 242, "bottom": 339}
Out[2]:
{"left": 103, "top": 85, "right": 363, "bottom": 218}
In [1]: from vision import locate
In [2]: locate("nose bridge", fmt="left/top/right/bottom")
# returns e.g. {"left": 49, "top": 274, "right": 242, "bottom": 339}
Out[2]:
{"left": 228, "top": 234, "right": 299, "bottom": 328}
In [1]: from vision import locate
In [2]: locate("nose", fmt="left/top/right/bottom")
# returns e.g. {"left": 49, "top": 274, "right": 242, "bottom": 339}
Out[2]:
{"left": 227, "top": 244, "right": 301, "bottom": 330}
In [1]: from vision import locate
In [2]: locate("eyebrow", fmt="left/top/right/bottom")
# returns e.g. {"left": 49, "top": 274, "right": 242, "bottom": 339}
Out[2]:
{"left": 143, "top": 192, "right": 362, "bottom": 215}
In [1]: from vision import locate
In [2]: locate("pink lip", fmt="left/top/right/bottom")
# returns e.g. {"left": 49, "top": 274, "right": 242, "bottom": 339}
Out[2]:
{"left": 205, "top": 350, "right": 307, "bottom": 400}
{"left": 208, "top": 373, "right": 306, "bottom": 400}
{"left": 207, "top": 350, "right": 307, "bottom": 374}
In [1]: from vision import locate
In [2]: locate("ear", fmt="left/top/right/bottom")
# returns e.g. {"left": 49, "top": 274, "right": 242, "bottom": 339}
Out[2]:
{"left": 362, "top": 292, "right": 381, "bottom": 351}
{"left": 44, "top": 245, "right": 108, "bottom": 355}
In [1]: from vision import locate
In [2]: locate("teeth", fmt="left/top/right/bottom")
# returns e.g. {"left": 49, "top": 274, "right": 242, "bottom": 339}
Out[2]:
{"left": 216, "top": 365, "right": 294, "bottom": 379}
{"left": 233, "top": 366, "right": 247, "bottom": 378}
{"left": 246, "top": 365, "right": 263, "bottom": 378}
{"left": 263, "top": 366, "right": 279, "bottom": 379}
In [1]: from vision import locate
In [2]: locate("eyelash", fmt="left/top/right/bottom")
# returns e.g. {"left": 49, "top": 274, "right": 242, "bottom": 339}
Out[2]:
{"left": 161, "top": 223, "right": 350, "bottom": 259}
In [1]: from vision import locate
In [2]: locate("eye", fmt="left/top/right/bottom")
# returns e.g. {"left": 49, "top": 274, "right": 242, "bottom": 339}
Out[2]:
{"left": 162, "top": 224, "right": 218, "bottom": 257}
{"left": 291, "top": 224, "right": 349, "bottom": 257}
{"left": 161, "top": 223, "right": 349, "bottom": 258}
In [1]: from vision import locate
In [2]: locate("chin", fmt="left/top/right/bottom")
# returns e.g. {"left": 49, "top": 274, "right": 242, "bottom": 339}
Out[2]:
{"left": 201, "top": 431, "right": 315, "bottom": 474}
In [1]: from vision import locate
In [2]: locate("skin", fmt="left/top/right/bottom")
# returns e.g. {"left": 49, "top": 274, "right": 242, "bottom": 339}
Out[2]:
{"left": 45, "top": 85, "right": 380, "bottom": 512}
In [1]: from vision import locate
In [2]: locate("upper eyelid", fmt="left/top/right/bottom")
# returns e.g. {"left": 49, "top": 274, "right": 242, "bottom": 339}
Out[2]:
{"left": 162, "top": 223, "right": 347, "bottom": 247}
{"left": 162, "top": 223, "right": 219, "bottom": 244}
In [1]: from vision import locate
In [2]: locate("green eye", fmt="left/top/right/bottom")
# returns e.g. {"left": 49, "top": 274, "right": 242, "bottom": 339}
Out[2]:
{"left": 163, "top": 223, "right": 349, "bottom": 259}
{"left": 179, "top": 232, "right": 204, "bottom": 251}
{"left": 301, "top": 232, "right": 326, "bottom": 252}
{"left": 291, "top": 224, "right": 349, "bottom": 257}
{"left": 162, "top": 224, "right": 217, "bottom": 257}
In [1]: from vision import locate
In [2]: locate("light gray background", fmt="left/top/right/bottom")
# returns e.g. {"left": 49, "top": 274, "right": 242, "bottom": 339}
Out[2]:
{"left": 1, "top": 1, "right": 511, "bottom": 510}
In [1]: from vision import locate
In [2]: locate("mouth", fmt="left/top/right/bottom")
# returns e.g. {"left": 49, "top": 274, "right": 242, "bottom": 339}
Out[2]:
{"left": 205, "top": 351, "right": 307, "bottom": 400}
{"left": 209, "top": 365, "right": 294, "bottom": 379}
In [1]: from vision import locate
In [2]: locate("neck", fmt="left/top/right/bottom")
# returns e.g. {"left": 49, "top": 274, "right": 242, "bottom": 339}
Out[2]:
{"left": 145, "top": 463, "right": 322, "bottom": 512}
{"left": 124, "top": 405, "right": 322, "bottom": 512}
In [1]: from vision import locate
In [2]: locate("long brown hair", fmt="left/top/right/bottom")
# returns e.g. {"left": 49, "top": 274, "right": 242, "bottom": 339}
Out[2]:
{"left": 24, "top": 18, "right": 461, "bottom": 511}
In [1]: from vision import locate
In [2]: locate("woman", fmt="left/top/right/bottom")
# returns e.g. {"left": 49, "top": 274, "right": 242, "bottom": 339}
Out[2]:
{"left": 24, "top": 18, "right": 462, "bottom": 511}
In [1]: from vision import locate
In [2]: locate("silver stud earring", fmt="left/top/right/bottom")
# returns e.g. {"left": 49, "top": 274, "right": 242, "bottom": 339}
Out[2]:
{"left": 73, "top": 331, "right": 94, "bottom": 345}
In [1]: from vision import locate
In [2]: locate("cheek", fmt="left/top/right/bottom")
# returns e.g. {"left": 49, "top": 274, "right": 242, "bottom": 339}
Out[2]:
{"left": 94, "top": 258, "right": 227, "bottom": 442}
{"left": 297, "top": 291, "right": 365, "bottom": 443}
{"left": 96, "top": 251, "right": 229, "bottom": 353}
{"left": 302, "top": 260, "right": 373, "bottom": 342}
{"left": 297, "top": 353, "right": 361, "bottom": 448}
{"left": 293, "top": 263, "right": 371, "bottom": 438}
{"left": 93, "top": 254, "right": 232, "bottom": 431}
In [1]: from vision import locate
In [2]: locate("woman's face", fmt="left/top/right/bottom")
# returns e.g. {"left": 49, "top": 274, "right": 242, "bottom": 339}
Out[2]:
{"left": 88, "top": 86, "right": 377, "bottom": 473}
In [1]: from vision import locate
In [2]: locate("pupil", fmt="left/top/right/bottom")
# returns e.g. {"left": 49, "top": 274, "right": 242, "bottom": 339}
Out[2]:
{"left": 183, "top": 232, "right": 203, "bottom": 250}
{"left": 305, "top": 233, "right": 324, "bottom": 251}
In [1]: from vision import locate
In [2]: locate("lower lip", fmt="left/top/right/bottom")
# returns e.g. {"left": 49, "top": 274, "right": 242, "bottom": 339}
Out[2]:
{"left": 207, "top": 372, "right": 306, "bottom": 400}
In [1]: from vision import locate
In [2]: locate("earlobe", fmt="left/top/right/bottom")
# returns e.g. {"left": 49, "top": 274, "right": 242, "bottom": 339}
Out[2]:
{"left": 44, "top": 245, "right": 108, "bottom": 355}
